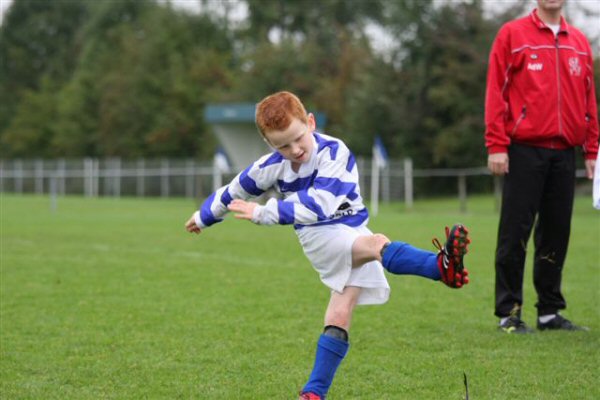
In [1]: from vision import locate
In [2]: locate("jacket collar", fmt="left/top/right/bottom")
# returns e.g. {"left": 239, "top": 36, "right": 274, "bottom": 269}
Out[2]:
{"left": 530, "top": 8, "right": 569, "bottom": 34}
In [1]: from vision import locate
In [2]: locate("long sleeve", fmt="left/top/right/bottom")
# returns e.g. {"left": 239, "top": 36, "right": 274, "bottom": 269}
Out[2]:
{"left": 485, "top": 26, "right": 512, "bottom": 154}
{"left": 196, "top": 153, "right": 282, "bottom": 228}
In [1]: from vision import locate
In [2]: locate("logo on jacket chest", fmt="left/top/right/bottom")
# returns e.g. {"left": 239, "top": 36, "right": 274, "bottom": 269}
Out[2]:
{"left": 527, "top": 62, "right": 543, "bottom": 71}
{"left": 568, "top": 57, "right": 581, "bottom": 76}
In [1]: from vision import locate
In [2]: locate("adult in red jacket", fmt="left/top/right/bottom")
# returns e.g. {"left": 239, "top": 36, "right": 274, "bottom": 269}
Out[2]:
{"left": 485, "top": 0, "right": 598, "bottom": 333}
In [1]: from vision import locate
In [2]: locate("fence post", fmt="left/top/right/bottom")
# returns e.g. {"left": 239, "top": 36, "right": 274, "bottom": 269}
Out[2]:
{"left": 404, "top": 158, "right": 413, "bottom": 210}
{"left": 370, "top": 156, "right": 380, "bottom": 216}
{"left": 84, "top": 158, "right": 92, "bottom": 197}
{"left": 161, "top": 158, "right": 170, "bottom": 197}
{"left": 137, "top": 159, "right": 145, "bottom": 197}
{"left": 15, "top": 159, "right": 23, "bottom": 194}
{"left": 212, "top": 161, "right": 222, "bottom": 193}
{"left": 186, "top": 159, "right": 195, "bottom": 198}
{"left": 49, "top": 174, "right": 57, "bottom": 212}
{"left": 35, "top": 159, "right": 44, "bottom": 194}
{"left": 105, "top": 158, "right": 112, "bottom": 196}
{"left": 107, "top": 158, "right": 113, "bottom": 196}
{"left": 114, "top": 158, "right": 121, "bottom": 198}
{"left": 93, "top": 158, "right": 99, "bottom": 197}
{"left": 382, "top": 164, "right": 390, "bottom": 203}
{"left": 458, "top": 173, "right": 467, "bottom": 213}
{"left": 57, "top": 158, "right": 66, "bottom": 195}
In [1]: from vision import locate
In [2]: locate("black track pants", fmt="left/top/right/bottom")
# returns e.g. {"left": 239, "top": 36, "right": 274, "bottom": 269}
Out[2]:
{"left": 494, "top": 143, "right": 575, "bottom": 318}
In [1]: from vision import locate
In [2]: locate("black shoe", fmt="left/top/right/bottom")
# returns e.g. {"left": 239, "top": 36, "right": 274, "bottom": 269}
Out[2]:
{"left": 499, "top": 316, "right": 534, "bottom": 334}
{"left": 537, "top": 314, "right": 589, "bottom": 331}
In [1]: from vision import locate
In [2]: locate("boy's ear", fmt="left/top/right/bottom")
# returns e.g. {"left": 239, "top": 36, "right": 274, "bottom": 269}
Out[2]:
{"left": 307, "top": 113, "right": 316, "bottom": 131}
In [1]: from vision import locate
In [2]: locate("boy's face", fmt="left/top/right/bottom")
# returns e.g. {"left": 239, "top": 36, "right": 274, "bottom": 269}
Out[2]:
{"left": 264, "top": 113, "right": 316, "bottom": 166}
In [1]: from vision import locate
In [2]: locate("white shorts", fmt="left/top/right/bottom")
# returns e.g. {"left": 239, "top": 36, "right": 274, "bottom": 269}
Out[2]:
{"left": 296, "top": 223, "right": 390, "bottom": 305}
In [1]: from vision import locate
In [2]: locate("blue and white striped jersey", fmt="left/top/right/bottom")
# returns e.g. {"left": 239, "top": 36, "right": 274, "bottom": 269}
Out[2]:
{"left": 196, "top": 132, "right": 369, "bottom": 230}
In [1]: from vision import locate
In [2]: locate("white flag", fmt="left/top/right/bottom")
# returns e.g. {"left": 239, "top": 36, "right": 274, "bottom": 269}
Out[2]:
{"left": 214, "top": 148, "right": 230, "bottom": 173}
{"left": 373, "top": 136, "right": 388, "bottom": 169}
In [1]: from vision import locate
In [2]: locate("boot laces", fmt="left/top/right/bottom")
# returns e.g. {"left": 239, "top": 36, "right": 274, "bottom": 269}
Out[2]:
{"left": 432, "top": 226, "right": 450, "bottom": 254}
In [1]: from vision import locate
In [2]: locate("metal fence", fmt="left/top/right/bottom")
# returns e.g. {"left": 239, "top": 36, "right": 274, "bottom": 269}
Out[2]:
{"left": 0, "top": 158, "right": 590, "bottom": 210}
{"left": 0, "top": 158, "right": 220, "bottom": 199}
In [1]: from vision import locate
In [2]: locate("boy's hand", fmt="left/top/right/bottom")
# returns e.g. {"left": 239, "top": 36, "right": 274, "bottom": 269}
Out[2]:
{"left": 185, "top": 213, "right": 202, "bottom": 234}
{"left": 228, "top": 199, "right": 257, "bottom": 221}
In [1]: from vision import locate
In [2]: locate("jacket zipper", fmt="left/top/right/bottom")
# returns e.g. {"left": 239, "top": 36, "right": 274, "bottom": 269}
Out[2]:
{"left": 555, "top": 34, "right": 563, "bottom": 147}
{"left": 510, "top": 105, "right": 527, "bottom": 136}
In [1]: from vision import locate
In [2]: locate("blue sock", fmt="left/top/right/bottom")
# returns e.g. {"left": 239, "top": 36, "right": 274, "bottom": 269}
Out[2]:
{"left": 302, "top": 334, "right": 349, "bottom": 397}
{"left": 381, "top": 241, "right": 441, "bottom": 280}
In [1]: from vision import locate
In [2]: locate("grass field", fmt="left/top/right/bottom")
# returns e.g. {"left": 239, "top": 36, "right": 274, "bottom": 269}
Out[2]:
{"left": 1, "top": 193, "right": 599, "bottom": 399}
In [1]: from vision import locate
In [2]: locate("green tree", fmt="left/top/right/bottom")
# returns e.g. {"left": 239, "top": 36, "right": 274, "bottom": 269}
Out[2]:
{"left": 237, "top": 0, "right": 385, "bottom": 148}
{"left": 359, "top": 0, "right": 509, "bottom": 168}
{"left": 0, "top": 78, "right": 59, "bottom": 157}
{"left": 422, "top": 0, "right": 496, "bottom": 167}
{"left": 343, "top": 0, "right": 437, "bottom": 159}
{"left": 1, "top": 0, "right": 233, "bottom": 158}
{"left": 50, "top": 0, "right": 231, "bottom": 158}
{"left": 0, "top": 0, "right": 90, "bottom": 155}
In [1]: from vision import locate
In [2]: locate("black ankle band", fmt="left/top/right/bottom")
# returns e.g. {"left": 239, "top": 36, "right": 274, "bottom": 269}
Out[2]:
{"left": 380, "top": 242, "right": 391, "bottom": 258}
{"left": 323, "top": 325, "right": 349, "bottom": 342}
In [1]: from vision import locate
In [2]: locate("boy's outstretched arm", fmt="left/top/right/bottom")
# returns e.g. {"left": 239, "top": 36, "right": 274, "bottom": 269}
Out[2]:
{"left": 185, "top": 212, "right": 202, "bottom": 234}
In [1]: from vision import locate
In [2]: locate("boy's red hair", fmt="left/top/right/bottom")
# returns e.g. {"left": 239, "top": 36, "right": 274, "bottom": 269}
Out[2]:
{"left": 255, "top": 91, "right": 307, "bottom": 137}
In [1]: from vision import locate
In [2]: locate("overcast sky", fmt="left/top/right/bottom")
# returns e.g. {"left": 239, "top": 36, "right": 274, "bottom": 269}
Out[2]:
{"left": 1, "top": 0, "right": 599, "bottom": 51}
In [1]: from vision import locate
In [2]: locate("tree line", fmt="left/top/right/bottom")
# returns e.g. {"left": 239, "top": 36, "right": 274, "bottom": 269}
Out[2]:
{"left": 1, "top": 0, "right": 598, "bottom": 170}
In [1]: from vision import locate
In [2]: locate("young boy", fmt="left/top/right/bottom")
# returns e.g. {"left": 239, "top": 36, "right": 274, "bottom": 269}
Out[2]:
{"left": 185, "top": 91, "right": 470, "bottom": 399}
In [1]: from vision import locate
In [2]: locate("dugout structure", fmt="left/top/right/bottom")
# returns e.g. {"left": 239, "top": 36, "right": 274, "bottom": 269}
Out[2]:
{"left": 204, "top": 103, "right": 326, "bottom": 171}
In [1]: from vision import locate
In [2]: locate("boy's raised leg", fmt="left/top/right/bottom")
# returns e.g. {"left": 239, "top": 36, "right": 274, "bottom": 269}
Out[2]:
{"left": 380, "top": 224, "right": 470, "bottom": 288}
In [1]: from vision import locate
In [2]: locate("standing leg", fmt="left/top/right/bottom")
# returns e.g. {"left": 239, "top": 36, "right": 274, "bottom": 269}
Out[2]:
{"left": 301, "top": 286, "right": 361, "bottom": 399}
{"left": 533, "top": 148, "right": 575, "bottom": 317}
{"left": 495, "top": 144, "right": 546, "bottom": 318}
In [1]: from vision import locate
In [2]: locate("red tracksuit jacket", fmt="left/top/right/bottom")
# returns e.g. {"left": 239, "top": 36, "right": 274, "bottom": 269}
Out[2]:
{"left": 485, "top": 9, "right": 599, "bottom": 160}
